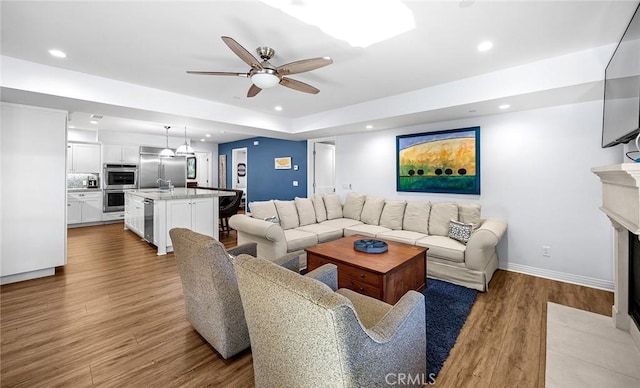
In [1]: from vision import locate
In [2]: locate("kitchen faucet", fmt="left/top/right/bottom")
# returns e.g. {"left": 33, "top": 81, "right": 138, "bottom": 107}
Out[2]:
{"left": 157, "top": 178, "right": 173, "bottom": 191}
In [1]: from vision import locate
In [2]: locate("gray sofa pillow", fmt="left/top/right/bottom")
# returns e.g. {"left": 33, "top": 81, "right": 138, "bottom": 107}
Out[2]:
{"left": 360, "top": 196, "right": 385, "bottom": 225}
{"left": 458, "top": 203, "right": 482, "bottom": 230}
{"left": 342, "top": 192, "right": 366, "bottom": 221}
{"left": 274, "top": 200, "right": 300, "bottom": 230}
{"left": 403, "top": 201, "right": 430, "bottom": 234}
{"left": 380, "top": 200, "right": 407, "bottom": 230}
{"left": 312, "top": 194, "right": 327, "bottom": 222}
{"left": 429, "top": 202, "right": 458, "bottom": 236}
{"left": 323, "top": 193, "right": 343, "bottom": 220}
{"left": 295, "top": 197, "right": 317, "bottom": 226}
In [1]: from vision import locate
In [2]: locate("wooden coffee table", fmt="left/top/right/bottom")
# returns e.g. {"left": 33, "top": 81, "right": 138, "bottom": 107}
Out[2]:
{"left": 305, "top": 235, "right": 427, "bottom": 305}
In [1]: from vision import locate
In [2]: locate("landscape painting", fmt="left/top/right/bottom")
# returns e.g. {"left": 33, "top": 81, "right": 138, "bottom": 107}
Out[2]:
{"left": 396, "top": 127, "right": 480, "bottom": 194}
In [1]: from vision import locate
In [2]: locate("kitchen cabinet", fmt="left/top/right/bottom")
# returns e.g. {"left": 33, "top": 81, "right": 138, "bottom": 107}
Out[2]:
{"left": 103, "top": 144, "right": 139, "bottom": 164}
{"left": 67, "top": 143, "right": 101, "bottom": 173}
{"left": 166, "top": 198, "right": 214, "bottom": 242}
{"left": 67, "top": 192, "right": 102, "bottom": 224}
{"left": 124, "top": 194, "right": 145, "bottom": 237}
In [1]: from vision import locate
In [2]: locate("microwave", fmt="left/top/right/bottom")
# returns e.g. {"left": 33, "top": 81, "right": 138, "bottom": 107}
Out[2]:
{"left": 104, "top": 164, "right": 138, "bottom": 190}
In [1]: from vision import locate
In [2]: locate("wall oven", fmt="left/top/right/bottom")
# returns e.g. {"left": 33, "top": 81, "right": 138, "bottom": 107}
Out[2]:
{"left": 104, "top": 164, "right": 138, "bottom": 190}
{"left": 104, "top": 189, "right": 126, "bottom": 212}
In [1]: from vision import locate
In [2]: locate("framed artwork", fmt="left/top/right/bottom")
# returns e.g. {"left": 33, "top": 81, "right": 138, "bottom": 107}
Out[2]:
{"left": 274, "top": 157, "right": 292, "bottom": 170}
{"left": 187, "top": 156, "right": 197, "bottom": 179}
{"left": 396, "top": 126, "right": 480, "bottom": 194}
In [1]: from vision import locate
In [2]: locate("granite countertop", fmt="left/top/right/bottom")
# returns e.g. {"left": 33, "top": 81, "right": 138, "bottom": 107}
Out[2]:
{"left": 68, "top": 188, "right": 102, "bottom": 193}
{"left": 127, "top": 188, "right": 235, "bottom": 201}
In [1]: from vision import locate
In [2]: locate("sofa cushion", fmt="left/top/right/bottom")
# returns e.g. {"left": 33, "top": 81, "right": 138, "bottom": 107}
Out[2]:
{"left": 458, "top": 203, "right": 482, "bottom": 230}
{"left": 274, "top": 200, "right": 300, "bottom": 230}
{"left": 416, "top": 235, "right": 465, "bottom": 263}
{"left": 342, "top": 192, "right": 366, "bottom": 221}
{"left": 377, "top": 230, "right": 427, "bottom": 245}
{"left": 312, "top": 195, "right": 327, "bottom": 223}
{"left": 296, "top": 224, "right": 344, "bottom": 243}
{"left": 380, "top": 200, "right": 406, "bottom": 230}
{"left": 344, "top": 224, "right": 391, "bottom": 238}
{"left": 323, "top": 193, "right": 343, "bottom": 220}
{"left": 283, "top": 229, "right": 318, "bottom": 252}
{"left": 403, "top": 201, "right": 430, "bottom": 234}
{"left": 429, "top": 202, "right": 458, "bottom": 236}
{"left": 448, "top": 220, "right": 473, "bottom": 244}
{"left": 249, "top": 200, "right": 279, "bottom": 221}
{"left": 320, "top": 218, "right": 363, "bottom": 230}
{"left": 360, "top": 196, "right": 385, "bottom": 225}
{"left": 295, "top": 197, "right": 316, "bottom": 226}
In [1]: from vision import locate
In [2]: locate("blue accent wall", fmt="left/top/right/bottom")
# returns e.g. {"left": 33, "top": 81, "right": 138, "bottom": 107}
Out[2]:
{"left": 218, "top": 137, "right": 307, "bottom": 203}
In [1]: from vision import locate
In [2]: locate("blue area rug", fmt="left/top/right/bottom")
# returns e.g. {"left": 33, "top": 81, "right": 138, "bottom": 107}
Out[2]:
{"left": 423, "top": 279, "right": 477, "bottom": 377}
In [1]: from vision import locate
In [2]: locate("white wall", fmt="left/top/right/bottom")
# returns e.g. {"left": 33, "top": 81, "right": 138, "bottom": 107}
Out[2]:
{"left": 334, "top": 101, "right": 622, "bottom": 288}
{"left": 1, "top": 103, "right": 67, "bottom": 283}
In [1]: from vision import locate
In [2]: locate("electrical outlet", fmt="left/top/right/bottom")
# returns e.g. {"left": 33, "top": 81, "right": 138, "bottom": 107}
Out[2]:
{"left": 542, "top": 245, "right": 551, "bottom": 257}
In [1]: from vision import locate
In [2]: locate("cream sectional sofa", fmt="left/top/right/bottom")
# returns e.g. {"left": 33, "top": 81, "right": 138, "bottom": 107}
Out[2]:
{"left": 229, "top": 192, "right": 507, "bottom": 291}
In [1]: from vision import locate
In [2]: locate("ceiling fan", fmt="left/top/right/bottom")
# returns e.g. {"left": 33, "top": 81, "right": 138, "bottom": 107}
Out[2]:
{"left": 187, "top": 36, "right": 333, "bottom": 98}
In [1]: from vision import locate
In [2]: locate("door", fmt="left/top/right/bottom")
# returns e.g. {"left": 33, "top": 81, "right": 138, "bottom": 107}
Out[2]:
{"left": 161, "top": 156, "right": 186, "bottom": 188}
{"left": 314, "top": 142, "right": 335, "bottom": 194}
{"left": 67, "top": 199, "right": 81, "bottom": 224}
{"left": 192, "top": 199, "right": 214, "bottom": 237}
{"left": 195, "top": 152, "right": 210, "bottom": 187}
{"left": 139, "top": 154, "right": 161, "bottom": 188}
{"left": 82, "top": 196, "right": 102, "bottom": 222}
{"left": 232, "top": 148, "right": 247, "bottom": 210}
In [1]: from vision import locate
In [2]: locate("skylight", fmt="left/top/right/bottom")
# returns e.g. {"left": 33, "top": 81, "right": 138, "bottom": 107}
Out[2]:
{"left": 262, "top": 0, "right": 415, "bottom": 48}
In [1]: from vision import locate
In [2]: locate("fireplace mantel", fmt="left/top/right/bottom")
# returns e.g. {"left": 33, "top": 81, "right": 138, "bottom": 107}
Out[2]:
{"left": 592, "top": 163, "right": 640, "bottom": 352}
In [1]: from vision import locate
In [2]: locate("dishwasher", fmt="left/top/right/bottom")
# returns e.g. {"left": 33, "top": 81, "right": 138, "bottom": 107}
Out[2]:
{"left": 143, "top": 199, "right": 154, "bottom": 244}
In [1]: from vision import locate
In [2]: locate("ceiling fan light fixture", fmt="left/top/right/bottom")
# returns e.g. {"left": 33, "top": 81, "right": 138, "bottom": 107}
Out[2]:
{"left": 251, "top": 72, "right": 280, "bottom": 89}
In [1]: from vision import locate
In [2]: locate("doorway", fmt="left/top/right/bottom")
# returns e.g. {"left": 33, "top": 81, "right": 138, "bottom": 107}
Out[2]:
{"left": 194, "top": 152, "right": 210, "bottom": 187}
{"left": 232, "top": 147, "right": 247, "bottom": 210}
{"left": 308, "top": 139, "right": 336, "bottom": 195}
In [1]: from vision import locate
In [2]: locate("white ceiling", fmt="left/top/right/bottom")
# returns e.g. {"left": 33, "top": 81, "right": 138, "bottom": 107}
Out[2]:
{"left": 1, "top": 1, "right": 637, "bottom": 143}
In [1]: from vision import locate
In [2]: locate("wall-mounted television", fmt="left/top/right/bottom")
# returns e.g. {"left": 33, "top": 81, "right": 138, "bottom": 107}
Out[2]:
{"left": 602, "top": 3, "right": 640, "bottom": 148}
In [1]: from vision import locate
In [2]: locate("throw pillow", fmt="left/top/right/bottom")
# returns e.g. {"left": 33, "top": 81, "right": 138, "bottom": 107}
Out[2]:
{"left": 379, "top": 200, "right": 407, "bottom": 230}
{"left": 448, "top": 220, "right": 474, "bottom": 244}
{"left": 249, "top": 200, "right": 278, "bottom": 220}
{"left": 429, "top": 202, "right": 458, "bottom": 236}
{"left": 312, "top": 195, "right": 327, "bottom": 222}
{"left": 342, "top": 192, "right": 366, "bottom": 221}
{"left": 323, "top": 193, "right": 343, "bottom": 220}
{"left": 295, "top": 197, "right": 316, "bottom": 226}
{"left": 274, "top": 200, "right": 300, "bottom": 230}
{"left": 458, "top": 203, "right": 482, "bottom": 230}
{"left": 360, "top": 196, "right": 385, "bottom": 225}
{"left": 403, "top": 201, "right": 431, "bottom": 234}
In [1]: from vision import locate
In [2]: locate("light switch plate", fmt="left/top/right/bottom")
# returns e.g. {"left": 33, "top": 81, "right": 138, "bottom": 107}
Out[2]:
{"left": 293, "top": 181, "right": 298, "bottom": 187}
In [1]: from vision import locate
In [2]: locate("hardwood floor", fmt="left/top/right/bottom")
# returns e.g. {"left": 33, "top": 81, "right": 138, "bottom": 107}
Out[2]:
{"left": 1, "top": 223, "right": 613, "bottom": 387}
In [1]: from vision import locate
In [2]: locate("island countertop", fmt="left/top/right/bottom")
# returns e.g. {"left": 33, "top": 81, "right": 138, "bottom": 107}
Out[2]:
{"left": 127, "top": 188, "right": 235, "bottom": 201}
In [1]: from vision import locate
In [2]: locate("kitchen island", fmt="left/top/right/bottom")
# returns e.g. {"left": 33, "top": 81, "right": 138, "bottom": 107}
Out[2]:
{"left": 125, "top": 188, "right": 234, "bottom": 255}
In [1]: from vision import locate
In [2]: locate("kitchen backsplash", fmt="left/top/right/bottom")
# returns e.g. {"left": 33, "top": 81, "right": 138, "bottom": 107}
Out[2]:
{"left": 67, "top": 173, "right": 100, "bottom": 189}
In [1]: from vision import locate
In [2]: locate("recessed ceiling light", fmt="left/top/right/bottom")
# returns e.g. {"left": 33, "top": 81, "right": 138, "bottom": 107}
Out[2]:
{"left": 48, "top": 49, "right": 66, "bottom": 58}
{"left": 68, "top": 125, "right": 76, "bottom": 129}
{"left": 90, "top": 120, "right": 98, "bottom": 125}
{"left": 200, "top": 139, "right": 205, "bottom": 142}
{"left": 205, "top": 134, "right": 211, "bottom": 137}
{"left": 499, "top": 104, "right": 510, "bottom": 110}
{"left": 275, "top": 106, "right": 283, "bottom": 111}
{"left": 477, "top": 41, "right": 493, "bottom": 52}
{"left": 365, "top": 125, "right": 373, "bottom": 129}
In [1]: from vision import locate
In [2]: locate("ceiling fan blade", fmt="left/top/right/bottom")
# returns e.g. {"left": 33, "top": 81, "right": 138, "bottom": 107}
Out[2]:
{"left": 280, "top": 77, "right": 320, "bottom": 94}
{"left": 247, "top": 84, "right": 262, "bottom": 98}
{"left": 221, "top": 36, "right": 263, "bottom": 71}
{"left": 277, "top": 57, "right": 333, "bottom": 76}
{"left": 186, "top": 71, "right": 248, "bottom": 77}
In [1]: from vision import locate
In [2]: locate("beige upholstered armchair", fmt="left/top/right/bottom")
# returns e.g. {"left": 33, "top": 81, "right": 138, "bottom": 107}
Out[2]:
{"left": 233, "top": 254, "right": 427, "bottom": 387}
{"left": 168, "top": 228, "right": 300, "bottom": 359}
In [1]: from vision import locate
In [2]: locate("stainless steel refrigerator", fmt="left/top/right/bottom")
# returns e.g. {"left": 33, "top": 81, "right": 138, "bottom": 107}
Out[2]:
{"left": 139, "top": 146, "right": 187, "bottom": 189}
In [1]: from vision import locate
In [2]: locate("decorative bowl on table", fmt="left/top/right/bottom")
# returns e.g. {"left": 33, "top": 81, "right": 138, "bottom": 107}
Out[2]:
{"left": 354, "top": 239, "right": 388, "bottom": 254}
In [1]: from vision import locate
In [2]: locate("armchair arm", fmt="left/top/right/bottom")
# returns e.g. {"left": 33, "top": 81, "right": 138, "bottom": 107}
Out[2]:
{"left": 229, "top": 214, "right": 286, "bottom": 243}
{"left": 227, "top": 242, "right": 257, "bottom": 257}
{"left": 271, "top": 251, "right": 302, "bottom": 273}
{"left": 465, "top": 217, "right": 507, "bottom": 271}
{"left": 305, "top": 264, "right": 338, "bottom": 291}
{"left": 366, "top": 290, "right": 425, "bottom": 343}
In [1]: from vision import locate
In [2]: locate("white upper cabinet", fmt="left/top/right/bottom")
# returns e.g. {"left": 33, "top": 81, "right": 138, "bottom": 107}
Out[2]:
{"left": 67, "top": 143, "right": 101, "bottom": 173}
{"left": 103, "top": 144, "right": 139, "bottom": 164}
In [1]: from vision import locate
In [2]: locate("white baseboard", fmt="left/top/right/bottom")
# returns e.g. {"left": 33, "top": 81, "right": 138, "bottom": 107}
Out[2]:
{"left": 499, "top": 262, "right": 614, "bottom": 291}
{"left": 1, "top": 267, "right": 55, "bottom": 285}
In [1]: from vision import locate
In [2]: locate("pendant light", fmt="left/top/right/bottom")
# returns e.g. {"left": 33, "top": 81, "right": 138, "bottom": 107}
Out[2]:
{"left": 159, "top": 126, "right": 175, "bottom": 158}
{"left": 175, "top": 126, "right": 195, "bottom": 156}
